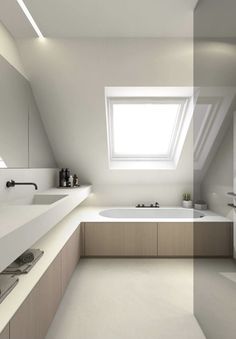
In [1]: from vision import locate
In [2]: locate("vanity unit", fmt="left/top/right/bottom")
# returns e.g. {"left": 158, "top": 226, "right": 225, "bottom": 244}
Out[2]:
{"left": 0, "top": 225, "right": 80, "bottom": 339}
{"left": 10, "top": 228, "right": 80, "bottom": 339}
{"left": 0, "top": 186, "right": 91, "bottom": 339}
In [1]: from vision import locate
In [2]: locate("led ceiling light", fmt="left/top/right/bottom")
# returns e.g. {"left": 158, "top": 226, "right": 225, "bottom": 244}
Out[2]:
{"left": 16, "top": 0, "right": 44, "bottom": 38}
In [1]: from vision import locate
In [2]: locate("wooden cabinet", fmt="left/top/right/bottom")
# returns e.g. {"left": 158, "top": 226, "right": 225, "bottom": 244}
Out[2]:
{"left": 84, "top": 222, "right": 157, "bottom": 256}
{"left": 4, "top": 225, "right": 81, "bottom": 339}
{"left": 10, "top": 255, "right": 61, "bottom": 339}
{"left": 194, "top": 222, "right": 233, "bottom": 257}
{"left": 158, "top": 222, "right": 193, "bottom": 257}
{"left": 61, "top": 227, "right": 80, "bottom": 294}
{"left": 10, "top": 288, "right": 36, "bottom": 339}
{"left": 0, "top": 325, "right": 9, "bottom": 339}
{"left": 157, "top": 221, "right": 233, "bottom": 257}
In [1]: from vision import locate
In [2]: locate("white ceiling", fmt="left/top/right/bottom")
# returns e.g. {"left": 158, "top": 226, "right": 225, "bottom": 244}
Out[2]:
{"left": 0, "top": 0, "right": 196, "bottom": 38}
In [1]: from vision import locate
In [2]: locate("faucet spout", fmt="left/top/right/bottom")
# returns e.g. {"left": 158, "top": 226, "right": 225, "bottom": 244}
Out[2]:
{"left": 6, "top": 180, "right": 38, "bottom": 190}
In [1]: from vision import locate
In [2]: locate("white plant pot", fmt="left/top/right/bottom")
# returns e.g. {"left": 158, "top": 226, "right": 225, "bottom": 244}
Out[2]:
{"left": 182, "top": 200, "right": 192, "bottom": 208}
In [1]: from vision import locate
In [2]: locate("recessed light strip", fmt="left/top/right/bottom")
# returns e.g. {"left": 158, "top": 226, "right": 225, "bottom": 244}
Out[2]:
{"left": 16, "top": 0, "right": 44, "bottom": 38}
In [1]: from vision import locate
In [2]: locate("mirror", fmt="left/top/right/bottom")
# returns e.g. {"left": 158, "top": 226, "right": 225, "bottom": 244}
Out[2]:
{"left": 0, "top": 55, "right": 29, "bottom": 168}
{"left": 0, "top": 55, "right": 56, "bottom": 168}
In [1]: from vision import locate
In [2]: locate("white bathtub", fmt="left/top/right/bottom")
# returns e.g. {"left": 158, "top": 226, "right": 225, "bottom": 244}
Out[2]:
{"left": 99, "top": 208, "right": 205, "bottom": 219}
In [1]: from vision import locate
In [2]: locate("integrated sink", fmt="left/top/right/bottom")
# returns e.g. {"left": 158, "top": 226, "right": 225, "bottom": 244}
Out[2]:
{"left": 6, "top": 194, "right": 68, "bottom": 206}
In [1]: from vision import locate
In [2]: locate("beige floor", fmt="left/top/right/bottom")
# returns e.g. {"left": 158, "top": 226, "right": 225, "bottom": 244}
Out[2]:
{"left": 46, "top": 258, "right": 206, "bottom": 339}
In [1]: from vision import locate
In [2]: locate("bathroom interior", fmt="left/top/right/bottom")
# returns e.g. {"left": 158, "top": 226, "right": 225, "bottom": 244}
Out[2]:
{"left": 0, "top": 0, "right": 236, "bottom": 338}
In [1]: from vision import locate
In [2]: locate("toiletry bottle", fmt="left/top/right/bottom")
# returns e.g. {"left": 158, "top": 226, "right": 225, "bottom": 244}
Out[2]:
{"left": 65, "top": 168, "right": 70, "bottom": 186}
{"left": 69, "top": 175, "right": 73, "bottom": 187}
{"left": 73, "top": 174, "right": 79, "bottom": 187}
{"left": 59, "top": 168, "right": 65, "bottom": 187}
{"left": 73, "top": 174, "right": 77, "bottom": 187}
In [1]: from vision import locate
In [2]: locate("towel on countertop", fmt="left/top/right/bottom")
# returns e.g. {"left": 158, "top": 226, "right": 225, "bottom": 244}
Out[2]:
{"left": 0, "top": 275, "right": 19, "bottom": 303}
{"left": 2, "top": 249, "right": 44, "bottom": 275}
{"left": 15, "top": 249, "right": 35, "bottom": 265}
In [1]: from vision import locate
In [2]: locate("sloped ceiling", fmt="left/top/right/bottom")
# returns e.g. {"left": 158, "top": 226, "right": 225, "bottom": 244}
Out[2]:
{"left": 0, "top": 0, "right": 196, "bottom": 38}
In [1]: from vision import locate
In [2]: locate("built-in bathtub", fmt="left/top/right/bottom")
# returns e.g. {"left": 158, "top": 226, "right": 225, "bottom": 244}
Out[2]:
{"left": 99, "top": 207, "right": 205, "bottom": 219}
{"left": 79, "top": 206, "right": 233, "bottom": 258}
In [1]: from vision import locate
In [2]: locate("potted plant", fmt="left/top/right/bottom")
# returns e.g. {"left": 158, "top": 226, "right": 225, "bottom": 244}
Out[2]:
{"left": 182, "top": 193, "right": 192, "bottom": 208}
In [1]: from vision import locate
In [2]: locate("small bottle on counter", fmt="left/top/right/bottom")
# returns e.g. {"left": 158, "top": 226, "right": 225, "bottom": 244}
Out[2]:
{"left": 69, "top": 175, "right": 74, "bottom": 187}
{"left": 73, "top": 174, "right": 79, "bottom": 187}
{"left": 65, "top": 168, "right": 70, "bottom": 187}
{"left": 59, "top": 168, "right": 66, "bottom": 187}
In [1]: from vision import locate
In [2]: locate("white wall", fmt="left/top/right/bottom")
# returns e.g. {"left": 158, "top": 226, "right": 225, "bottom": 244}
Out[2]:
{"left": 0, "top": 168, "right": 58, "bottom": 203}
{"left": 17, "top": 38, "right": 193, "bottom": 206}
{"left": 0, "top": 20, "right": 57, "bottom": 202}
{"left": 201, "top": 124, "right": 233, "bottom": 218}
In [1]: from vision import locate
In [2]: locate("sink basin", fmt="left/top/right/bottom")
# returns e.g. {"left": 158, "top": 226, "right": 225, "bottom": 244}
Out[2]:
{"left": 6, "top": 194, "right": 68, "bottom": 206}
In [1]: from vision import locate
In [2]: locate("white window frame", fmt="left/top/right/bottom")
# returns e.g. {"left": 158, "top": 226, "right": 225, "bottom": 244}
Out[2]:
{"left": 105, "top": 87, "right": 194, "bottom": 170}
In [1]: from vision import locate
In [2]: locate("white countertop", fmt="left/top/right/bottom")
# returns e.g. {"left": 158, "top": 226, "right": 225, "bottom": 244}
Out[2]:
{"left": 0, "top": 185, "right": 92, "bottom": 274}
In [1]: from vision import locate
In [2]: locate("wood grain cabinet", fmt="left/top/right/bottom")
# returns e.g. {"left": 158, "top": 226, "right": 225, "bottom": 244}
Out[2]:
{"left": 158, "top": 222, "right": 193, "bottom": 257}
{"left": 61, "top": 227, "right": 80, "bottom": 294}
{"left": 3, "top": 225, "right": 81, "bottom": 339}
{"left": 84, "top": 222, "right": 157, "bottom": 256}
{"left": 0, "top": 325, "right": 9, "bottom": 339}
{"left": 10, "top": 255, "right": 61, "bottom": 339}
{"left": 194, "top": 222, "right": 233, "bottom": 257}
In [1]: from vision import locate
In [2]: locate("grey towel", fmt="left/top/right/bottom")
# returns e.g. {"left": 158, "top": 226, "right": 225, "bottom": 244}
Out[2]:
{"left": 15, "top": 250, "right": 35, "bottom": 265}
{"left": 2, "top": 249, "right": 44, "bottom": 275}
{"left": 0, "top": 275, "right": 19, "bottom": 303}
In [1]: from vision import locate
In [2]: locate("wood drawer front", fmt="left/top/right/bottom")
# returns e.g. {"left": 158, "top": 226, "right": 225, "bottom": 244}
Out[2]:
{"left": 0, "top": 325, "right": 9, "bottom": 339}
{"left": 10, "top": 255, "right": 61, "bottom": 339}
{"left": 84, "top": 222, "right": 157, "bottom": 257}
{"left": 158, "top": 222, "right": 193, "bottom": 257}
{"left": 194, "top": 222, "right": 233, "bottom": 257}
{"left": 61, "top": 227, "right": 80, "bottom": 293}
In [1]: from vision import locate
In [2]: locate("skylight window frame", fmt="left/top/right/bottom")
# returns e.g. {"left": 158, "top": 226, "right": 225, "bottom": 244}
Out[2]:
{"left": 106, "top": 96, "right": 189, "bottom": 164}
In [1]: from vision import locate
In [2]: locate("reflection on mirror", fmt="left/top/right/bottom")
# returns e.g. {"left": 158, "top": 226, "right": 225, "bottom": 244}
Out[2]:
{"left": 0, "top": 55, "right": 29, "bottom": 168}
{"left": 0, "top": 55, "right": 56, "bottom": 168}
{"left": 194, "top": 86, "right": 236, "bottom": 182}
{"left": 193, "top": 86, "right": 236, "bottom": 215}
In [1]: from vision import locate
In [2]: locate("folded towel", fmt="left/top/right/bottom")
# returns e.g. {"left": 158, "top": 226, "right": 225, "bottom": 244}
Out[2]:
{"left": 0, "top": 275, "right": 19, "bottom": 303}
{"left": 2, "top": 249, "right": 44, "bottom": 275}
{"left": 15, "top": 250, "right": 35, "bottom": 265}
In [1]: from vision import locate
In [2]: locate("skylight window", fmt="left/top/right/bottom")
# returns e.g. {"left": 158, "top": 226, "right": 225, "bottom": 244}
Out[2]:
{"left": 105, "top": 87, "right": 193, "bottom": 170}
{"left": 111, "top": 100, "right": 180, "bottom": 158}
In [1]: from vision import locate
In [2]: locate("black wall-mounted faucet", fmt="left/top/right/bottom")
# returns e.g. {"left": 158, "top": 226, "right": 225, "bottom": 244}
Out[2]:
{"left": 6, "top": 180, "right": 38, "bottom": 190}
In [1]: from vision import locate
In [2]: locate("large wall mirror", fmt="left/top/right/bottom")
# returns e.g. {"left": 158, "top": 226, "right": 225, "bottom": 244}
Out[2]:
{"left": 0, "top": 55, "right": 56, "bottom": 168}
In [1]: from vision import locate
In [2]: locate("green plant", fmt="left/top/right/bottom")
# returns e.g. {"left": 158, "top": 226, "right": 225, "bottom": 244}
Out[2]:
{"left": 183, "top": 193, "right": 191, "bottom": 201}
